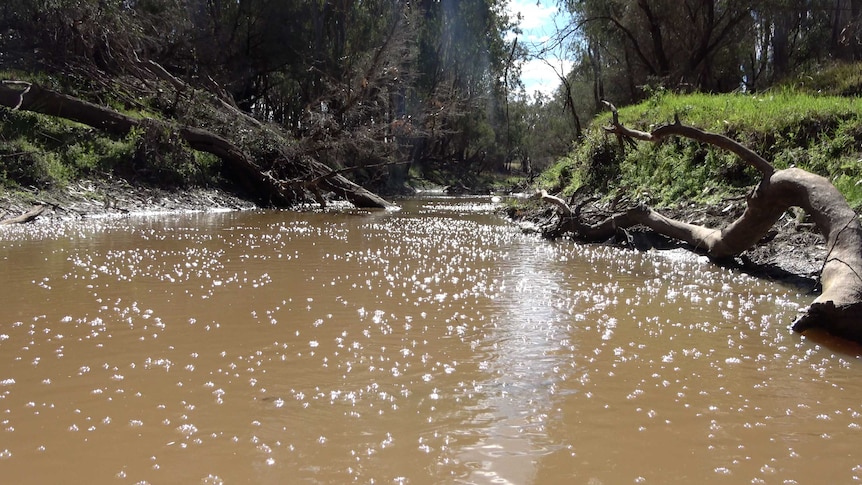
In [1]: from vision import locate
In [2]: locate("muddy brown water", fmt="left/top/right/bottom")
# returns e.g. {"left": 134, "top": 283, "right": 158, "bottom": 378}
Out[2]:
{"left": 1, "top": 196, "right": 860, "bottom": 484}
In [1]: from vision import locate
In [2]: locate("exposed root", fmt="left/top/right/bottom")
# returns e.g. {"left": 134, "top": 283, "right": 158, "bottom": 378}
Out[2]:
{"left": 538, "top": 106, "right": 862, "bottom": 343}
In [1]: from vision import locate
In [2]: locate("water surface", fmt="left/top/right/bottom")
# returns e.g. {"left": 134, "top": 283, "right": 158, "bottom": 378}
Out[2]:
{"left": 1, "top": 197, "right": 860, "bottom": 484}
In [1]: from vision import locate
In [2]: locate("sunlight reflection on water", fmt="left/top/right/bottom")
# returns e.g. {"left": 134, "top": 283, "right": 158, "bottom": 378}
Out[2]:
{"left": 1, "top": 197, "right": 861, "bottom": 484}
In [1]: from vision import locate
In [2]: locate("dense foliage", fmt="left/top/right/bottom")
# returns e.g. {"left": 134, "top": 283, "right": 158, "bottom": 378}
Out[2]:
{"left": 0, "top": 0, "right": 860, "bottom": 203}
{"left": 0, "top": 0, "right": 519, "bottom": 192}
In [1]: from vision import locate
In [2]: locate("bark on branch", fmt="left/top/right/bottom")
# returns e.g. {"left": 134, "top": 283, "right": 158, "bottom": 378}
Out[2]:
{"left": 542, "top": 104, "right": 862, "bottom": 343}
{"left": 0, "top": 205, "right": 48, "bottom": 225}
{"left": 601, "top": 101, "right": 774, "bottom": 177}
{"left": 0, "top": 81, "right": 394, "bottom": 209}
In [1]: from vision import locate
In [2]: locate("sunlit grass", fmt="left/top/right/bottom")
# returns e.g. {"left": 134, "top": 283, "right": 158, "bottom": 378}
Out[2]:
{"left": 782, "top": 61, "right": 862, "bottom": 97}
{"left": 595, "top": 90, "right": 862, "bottom": 137}
{"left": 544, "top": 88, "right": 862, "bottom": 209}
{"left": 0, "top": 85, "right": 221, "bottom": 190}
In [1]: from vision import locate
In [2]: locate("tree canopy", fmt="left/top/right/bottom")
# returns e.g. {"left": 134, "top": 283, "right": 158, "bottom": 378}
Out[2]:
{"left": 0, "top": 1, "right": 860, "bottom": 199}
{"left": 550, "top": 0, "right": 862, "bottom": 113}
{"left": 0, "top": 0, "right": 521, "bottom": 194}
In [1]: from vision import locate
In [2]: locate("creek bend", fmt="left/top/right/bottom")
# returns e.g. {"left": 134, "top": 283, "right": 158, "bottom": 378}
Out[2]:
{"left": 0, "top": 196, "right": 860, "bottom": 484}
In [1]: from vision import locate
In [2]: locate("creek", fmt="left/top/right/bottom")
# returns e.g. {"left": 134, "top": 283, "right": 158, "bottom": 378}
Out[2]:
{"left": 1, "top": 196, "right": 860, "bottom": 484}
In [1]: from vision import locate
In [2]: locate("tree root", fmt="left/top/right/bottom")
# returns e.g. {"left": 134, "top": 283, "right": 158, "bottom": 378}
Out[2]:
{"left": 539, "top": 106, "right": 862, "bottom": 343}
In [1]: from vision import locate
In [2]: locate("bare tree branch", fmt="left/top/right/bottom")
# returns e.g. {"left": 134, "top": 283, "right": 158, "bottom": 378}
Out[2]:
{"left": 540, "top": 106, "right": 862, "bottom": 343}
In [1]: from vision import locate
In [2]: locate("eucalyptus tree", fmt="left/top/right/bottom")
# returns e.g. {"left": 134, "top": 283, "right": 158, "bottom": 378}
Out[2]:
{"left": 409, "top": 0, "right": 519, "bottom": 179}
{"left": 1, "top": 0, "right": 522, "bottom": 193}
{"left": 743, "top": 0, "right": 862, "bottom": 90}
{"left": 0, "top": 0, "right": 405, "bottom": 205}
{"left": 556, "top": 0, "right": 862, "bottom": 104}
{"left": 563, "top": 0, "right": 754, "bottom": 102}
{"left": 0, "top": 0, "right": 190, "bottom": 74}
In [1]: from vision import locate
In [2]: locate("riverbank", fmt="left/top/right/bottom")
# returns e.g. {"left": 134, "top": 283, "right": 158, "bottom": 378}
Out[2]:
{"left": 508, "top": 197, "right": 826, "bottom": 294}
{"left": 0, "top": 178, "right": 257, "bottom": 223}
{"left": 2, "top": 181, "right": 826, "bottom": 298}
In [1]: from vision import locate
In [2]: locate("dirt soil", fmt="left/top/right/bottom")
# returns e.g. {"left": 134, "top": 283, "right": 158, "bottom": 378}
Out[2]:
{"left": 0, "top": 177, "right": 257, "bottom": 222}
{"left": 508, "top": 197, "right": 828, "bottom": 296}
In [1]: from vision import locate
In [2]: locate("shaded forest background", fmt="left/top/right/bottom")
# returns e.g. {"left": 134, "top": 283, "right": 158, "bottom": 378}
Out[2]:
{"left": 0, "top": 0, "right": 860, "bottom": 205}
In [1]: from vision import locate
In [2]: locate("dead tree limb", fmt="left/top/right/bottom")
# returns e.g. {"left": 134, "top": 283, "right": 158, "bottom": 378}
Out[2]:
{"left": 601, "top": 101, "right": 775, "bottom": 177}
{"left": 535, "top": 189, "right": 573, "bottom": 216}
{"left": 0, "top": 81, "right": 394, "bottom": 209}
{"left": 0, "top": 205, "right": 48, "bottom": 225}
{"left": 544, "top": 103, "right": 862, "bottom": 343}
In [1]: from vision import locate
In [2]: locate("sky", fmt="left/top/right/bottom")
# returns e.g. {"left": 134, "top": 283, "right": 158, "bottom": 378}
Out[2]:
{"left": 505, "top": 0, "right": 573, "bottom": 97}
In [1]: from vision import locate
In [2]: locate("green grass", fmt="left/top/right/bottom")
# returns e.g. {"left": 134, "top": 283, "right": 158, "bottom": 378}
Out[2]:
{"left": 0, "top": 69, "right": 226, "bottom": 190}
{"left": 0, "top": 102, "right": 221, "bottom": 190}
{"left": 542, "top": 88, "right": 862, "bottom": 209}
{"left": 0, "top": 109, "right": 135, "bottom": 188}
{"left": 782, "top": 62, "right": 862, "bottom": 97}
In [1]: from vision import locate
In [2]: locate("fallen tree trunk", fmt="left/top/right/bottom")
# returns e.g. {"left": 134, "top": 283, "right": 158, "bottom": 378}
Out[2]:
{"left": 0, "top": 81, "right": 394, "bottom": 209}
{"left": 541, "top": 105, "right": 862, "bottom": 343}
{"left": 0, "top": 205, "right": 47, "bottom": 225}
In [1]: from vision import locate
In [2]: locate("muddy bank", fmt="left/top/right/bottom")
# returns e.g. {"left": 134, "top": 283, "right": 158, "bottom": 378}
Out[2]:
{"left": 508, "top": 198, "right": 827, "bottom": 295}
{"left": 0, "top": 178, "right": 257, "bottom": 223}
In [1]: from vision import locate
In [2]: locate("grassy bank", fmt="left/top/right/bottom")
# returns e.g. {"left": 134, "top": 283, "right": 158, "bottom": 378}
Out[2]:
{"left": 0, "top": 75, "right": 223, "bottom": 192}
{"left": 539, "top": 88, "right": 862, "bottom": 209}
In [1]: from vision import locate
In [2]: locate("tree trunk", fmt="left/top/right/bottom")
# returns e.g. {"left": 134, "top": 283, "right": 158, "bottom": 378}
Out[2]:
{"left": 636, "top": 0, "right": 670, "bottom": 77}
{"left": 541, "top": 106, "right": 862, "bottom": 343}
{"left": 0, "top": 205, "right": 48, "bottom": 225}
{"left": 0, "top": 81, "right": 394, "bottom": 209}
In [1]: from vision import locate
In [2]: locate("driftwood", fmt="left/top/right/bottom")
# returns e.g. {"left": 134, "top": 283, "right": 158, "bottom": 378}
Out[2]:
{"left": 0, "top": 205, "right": 47, "bottom": 225}
{"left": 540, "top": 104, "right": 862, "bottom": 343}
{"left": 0, "top": 81, "right": 394, "bottom": 209}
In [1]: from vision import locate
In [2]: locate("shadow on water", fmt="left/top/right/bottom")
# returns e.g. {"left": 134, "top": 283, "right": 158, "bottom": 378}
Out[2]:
{"left": 797, "top": 327, "right": 862, "bottom": 358}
